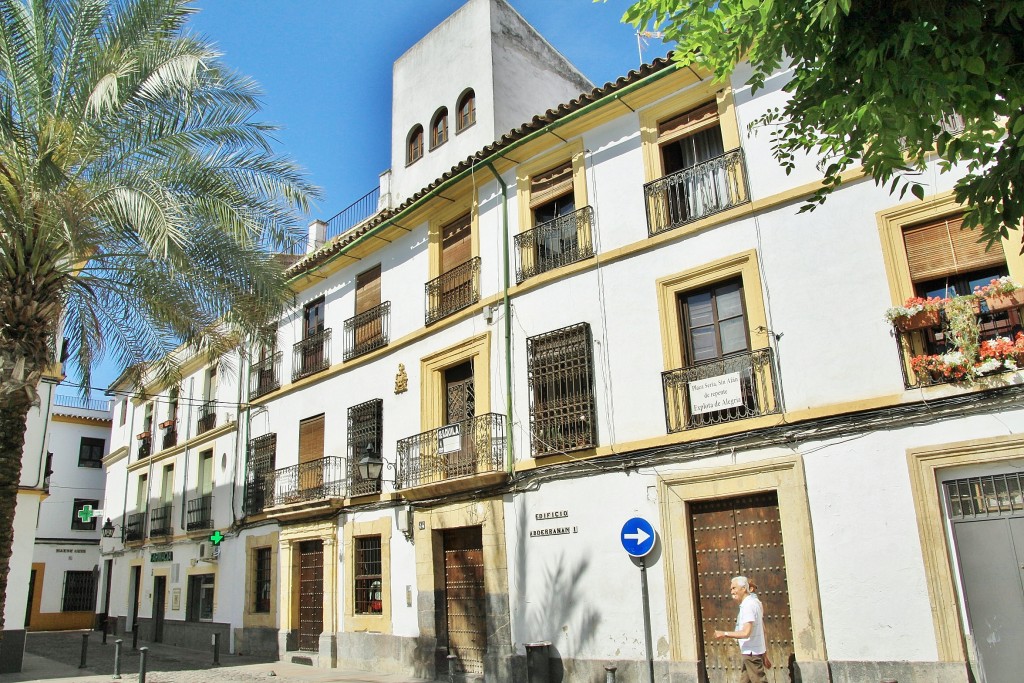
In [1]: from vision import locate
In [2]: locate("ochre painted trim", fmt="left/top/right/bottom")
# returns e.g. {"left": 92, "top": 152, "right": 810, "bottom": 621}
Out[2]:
{"left": 243, "top": 531, "right": 279, "bottom": 629}
{"left": 658, "top": 455, "right": 827, "bottom": 664}
{"left": 343, "top": 516, "right": 393, "bottom": 634}
{"left": 427, "top": 188, "right": 480, "bottom": 281}
{"left": 905, "top": 433, "right": 1024, "bottom": 662}
{"left": 126, "top": 421, "right": 236, "bottom": 473}
{"left": 420, "top": 333, "right": 491, "bottom": 431}
{"left": 278, "top": 519, "right": 338, "bottom": 637}
{"left": 515, "top": 139, "right": 588, "bottom": 236}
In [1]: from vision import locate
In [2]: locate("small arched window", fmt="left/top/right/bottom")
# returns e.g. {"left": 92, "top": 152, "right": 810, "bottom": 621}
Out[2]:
{"left": 456, "top": 89, "right": 476, "bottom": 133}
{"left": 431, "top": 108, "right": 448, "bottom": 149}
{"left": 407, "top": 125, "right": 424, "bottom": 165}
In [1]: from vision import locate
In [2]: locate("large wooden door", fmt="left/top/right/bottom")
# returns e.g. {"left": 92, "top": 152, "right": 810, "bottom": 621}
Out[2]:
{"left": 298, "top": 540, "right": 324, "bottom": 652}
{"left": 443, "top": 527, "right": 486, "bottom": 676}
{"left": 691, "top": 492, "right": 793, "bottom": 683}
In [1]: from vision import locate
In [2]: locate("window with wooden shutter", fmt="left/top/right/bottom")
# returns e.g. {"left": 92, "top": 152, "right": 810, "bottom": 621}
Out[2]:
{"left": 903, "top": 213, "right": 1006, "bottom": 296}
{"left": 355, "top": 265, "right": 381, "bottom": 315}
{"left": 298, "top": 414, "right": 325, "bottom": 466}
{"left": 442, "top": 214, "right": 472, "bottom": 272}
{"left": 529, "top": 161, "right": 573, "bottom": 211}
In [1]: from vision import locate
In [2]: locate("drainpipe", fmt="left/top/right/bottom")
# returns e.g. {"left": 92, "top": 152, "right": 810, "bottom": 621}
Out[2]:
{"left": 230, "top": 347, "right": 247, "bottom": 525}
{"left": 28, "top": 381, "right": 54, "bottom": 487}
{"left": 483, "top": 161, "right": 514, "bottom": 475}
{"left": 178, "top": 378, "right": 195, "bottom": 530}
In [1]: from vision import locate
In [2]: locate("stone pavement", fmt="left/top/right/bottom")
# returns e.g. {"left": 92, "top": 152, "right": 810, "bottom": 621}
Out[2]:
{"left": 1, "top": 631, "right": 433, "bottom": 683}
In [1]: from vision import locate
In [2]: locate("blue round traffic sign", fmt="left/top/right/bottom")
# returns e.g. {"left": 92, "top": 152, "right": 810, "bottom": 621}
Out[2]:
{"left": 620, "top": 517, "right": 656, "bottom": 557}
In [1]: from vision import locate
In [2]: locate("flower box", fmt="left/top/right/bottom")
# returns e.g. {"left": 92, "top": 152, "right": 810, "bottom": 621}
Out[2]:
{"left": 983, "top": 289, "right": 1024, "bottom": 313}
{"left": 894, "top": 309, "right": 941, "bottom": 332}
{"left": 158, "top": 419, "right": 176, "bottom": 429}
{"left": 136, "top": 431, "right": 151, "bottom": 440}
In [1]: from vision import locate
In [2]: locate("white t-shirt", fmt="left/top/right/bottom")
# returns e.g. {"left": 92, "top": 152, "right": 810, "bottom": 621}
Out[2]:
{"left": 736, "top": 593, "right": 766, "bottom": 655}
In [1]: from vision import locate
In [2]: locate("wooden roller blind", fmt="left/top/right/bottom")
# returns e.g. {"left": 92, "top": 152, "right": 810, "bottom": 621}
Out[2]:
{"left": 658, "top": 101, "right": 719, "bottom": 144}
{"left": 355, "top": 265, "right": 381, "bottom": 315}
{"left": 298, "top": 414, "right": 325, "bottom": 465}
{"left": 441, "top": 213, "right": 472, "bottom": 272}
{"left": 529, "top": 160, "right": 574, "bottom": 209}
{"left": 903, "top": 214, "right": 1004, "bottom": 283}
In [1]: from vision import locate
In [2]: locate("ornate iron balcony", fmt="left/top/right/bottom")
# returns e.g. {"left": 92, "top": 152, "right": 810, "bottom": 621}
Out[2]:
{"left": 425, "top": 257, "right": 481, "bottom": 325}
{"left": 396, "top": 413, "right": 505, "bottom": 489}
{"left": 161, "top": 428, "right": 177, "bottom": 450}
{"left": 137, "top": 436, "right": 151, "bottom": 460}
{"left": 292, "top": 329, "right": 332, "bottom": 381}
{"left": 662, "top": 348, "right": 781, "bottom": 433}
{"left": 644, "top": 149, "right": 750, "bottom": 237}
{"left": 196, "top": 400, "right": 216, "bottom": 435}
{"left": 343, "top": 301, "right": 391, "bottom": 362}
{"left": 149, "top": 504, "right": 172, "bottom": 537}
{"left": 124, "top": 512, "right": 146, "bottom": 542}
{"left": 249, "top": 351, "right": 281, "bottom": 399}
{"left": 515, "top": 206, "right": 594, "bottom": 283}
{"left": 186, "top": 494, "right": 213, "bottom": 531}
{"left": 262, "top": 456, "right": 347, "bottom": 507}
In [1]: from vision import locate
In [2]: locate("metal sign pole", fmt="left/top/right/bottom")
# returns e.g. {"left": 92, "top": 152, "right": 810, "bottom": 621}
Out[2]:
{"left": 639, "top": 559, "right": 654, "bottom": 683}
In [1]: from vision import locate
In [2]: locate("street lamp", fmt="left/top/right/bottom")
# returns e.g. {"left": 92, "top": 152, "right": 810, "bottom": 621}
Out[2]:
{"left": 101, "top": 518, "right": 116, "bottom": 538}
{"left": 357, "top": 442, "right": 383, "bottom": 481}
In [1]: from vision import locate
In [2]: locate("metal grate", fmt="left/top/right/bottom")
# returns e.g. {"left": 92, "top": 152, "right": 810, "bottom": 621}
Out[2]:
{"left": 354, "top": 536, "right": 383, "bottom": 614}
{"left": 186, "top": 494, "right": 213, "bottom": 530}
{"left": 946, "top": 474, "right": 1024, "bottom": 519}
{"left": 254, "top": 547, "right": 272, "bottom": 613}
{"left": 196, "top": 400, "right": 217, "bottom": 435}
{"left": 425, "top": 257, "right": 481, "bottom": 325}
{"left": 515, "top": 206, "right": 595, "bottom": 283}
{"left": 396, "top": 413, "right": 505, "bottom": 489}
{"left": 644, "top": 148, "right": 750, "bottom": 236}
{"left": 249, "top": 351, "right": 282, "bottom": 399}
{"left": 246, "top": 434, "right": 277, "bottom": 514}
{"left": 61, "top": 571, "right": 97, "bottom": 612}
{"left": 149, "top": 504, "right": 172, "bottom": 536}
{"left": 526, "top": 323, "right": 597, "bottom": 456}
{"left": 292, "top": 329, "right": 332, "bottom": 381}
{"left": 348, "top": 399, "right": 384, "bottom": 496}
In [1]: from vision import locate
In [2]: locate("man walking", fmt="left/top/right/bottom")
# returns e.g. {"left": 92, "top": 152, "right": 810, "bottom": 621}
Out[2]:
{"left": 714, "top": 575, "right": 770, "bottom": 682}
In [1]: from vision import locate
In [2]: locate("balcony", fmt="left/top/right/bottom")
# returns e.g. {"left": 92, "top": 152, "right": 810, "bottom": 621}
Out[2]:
{"left": 425, "top": 257, "right": 481, "bottom": 325}
{"left": 161, "top": 427, "right": 177, "bottom": 450}
{"left": 343, "top": 302, "right": 391, "bottom": 362}
{"left": 515, "top": 206, "right": 594, "bottom": 283}
{"left": 137, "top": 436, "right": 151, "bottom": 460}
{"left": 149, "top": 504, "right": 172, "bottom": 537}
{"left": 662, "top": 348, "right": 781, "bottom": 433}
{"left": 196, "top": 400, "right": 216, "bottom": 435}
{"left": 396, "top": 413, "right": 506, "bottom": 493}
{"left": 186, "top": 494, "right": 213, "bottom": 531}
{"left": 262, "top": 457, "right": 347, "bottom": 508}
{"left": 644, "top": 149, "right": 750, "bottom": 237}
{"left": 292, "top": 329, "right": 332, "bottom": 381}
{"left": 249, "top": 351, "right": 281, "bottom": 399}
{"left": 124, "top": 512, "right": 146, "bottom": 542}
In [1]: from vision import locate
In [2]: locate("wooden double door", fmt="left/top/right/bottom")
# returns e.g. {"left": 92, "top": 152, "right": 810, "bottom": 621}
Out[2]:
{"left": 298, "top": 540, "right": 324, "bottom": 652}
{"left": 443, "top": 527, "right": 487, "bottom": 677}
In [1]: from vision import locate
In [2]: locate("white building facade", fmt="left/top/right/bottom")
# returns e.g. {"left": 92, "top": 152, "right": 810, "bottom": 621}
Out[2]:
{"left": 99, "top": 1, "right": 1022, "bottom": 682}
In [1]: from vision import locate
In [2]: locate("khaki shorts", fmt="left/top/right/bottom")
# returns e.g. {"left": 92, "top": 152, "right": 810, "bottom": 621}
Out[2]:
{"left": 739, "top": 653, "right": 768, "bottom": 683}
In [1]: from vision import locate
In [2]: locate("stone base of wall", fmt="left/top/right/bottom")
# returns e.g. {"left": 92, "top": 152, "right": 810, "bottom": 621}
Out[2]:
{"left": 828, "top": 660, "right": 968, "bottom": 683}
{"left": 234, "top": 626, "right": 278, "bottom": 658}
{"left": 0, "top": 629, "right": 26, "bottom": 673}
{"left": 335, "top": 631, "right": 435, "bottom": 679}
{"left": 135, "top": 617, "right": 230, "bottom": 653}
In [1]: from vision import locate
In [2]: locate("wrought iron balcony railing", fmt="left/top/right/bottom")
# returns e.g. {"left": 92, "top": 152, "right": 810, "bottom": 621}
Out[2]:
{"left": 149, "top": 504, "right": 172, "bottom": 537}
{"left": 396, "top": 413, "right": 505, "bottom": 489}
{"left": 515, "top": 206, "right": 594, "bottom": 283}
{"left": 186, "top": 494, "right": 213, "bottom": 531}
{"left": 644, "top": 149, "right": 750, "bottom": 237}
{"left": 124, "top": 512, "right": 146, "bottom": 542}
{"left": 249, "top": 351, "right": 281, "bottom": 399}
{"left": 425, "top": 257, "right": 481, "bottom": 325}
{"left": 262, "top": 456, "right": 347, "bottom": 507}
{"left": 196, "top": 400, "right": 217, "bottom": 435}
{"left": 662, "top": 348, "right": 781, "bottom": 433}
{"left": 343, "top": 301, "right": 391, "bottom": 362}
{"left": 137, "top": 436, "right": 151, "bottom": 460}
{"left": 293, "top": 329, "right": 332, "bottom": 381}
{"left": 161, "top": 428, "right": 177, "bottom": 450}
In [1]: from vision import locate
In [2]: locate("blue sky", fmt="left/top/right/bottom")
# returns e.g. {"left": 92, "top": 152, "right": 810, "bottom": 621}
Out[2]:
{"left": 72, "top": 0, "right": 667, "bottom": 397}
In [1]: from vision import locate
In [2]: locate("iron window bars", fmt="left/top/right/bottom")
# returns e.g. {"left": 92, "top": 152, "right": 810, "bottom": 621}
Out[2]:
{"left": 292, "top": 328, "right": 332, "bottom": 381}
{"left": 196, "top": 400, "right": 217, "bottom": 435}
{"left": 186, "top": 494, "right": 213, "bottom": 531}
{"left": 245, "top": 433, "right": 277, "bottom": 514}
{"left": 348, "top": 399, "right": 384, "bottom": 496}
{"left": 343, "top": 302, "right": 391, "bottom": 362}
{"left": 515, "top": 206, "right": 595, "bottom": 283}
{"left": 526, "top": 323, "right": 598, "bottom": 456}
{"left": 354, "top": 536, "right": 383, "bottom": 615}
{"left": 425, "top": 257, "right": 481, "bottom": 325}
{"left": 249, "top": 351, "right": 282, "bottom": 399}
{"left": 644, "top": 148, "right": 750, "bottom": 237}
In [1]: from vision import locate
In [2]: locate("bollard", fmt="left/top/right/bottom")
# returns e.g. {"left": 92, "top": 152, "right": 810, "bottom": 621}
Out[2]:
{"left": 525, "top": 641, "right": 551, "bottom": 683}
{"left": 112, "top": 639, "right": 123, "bottom": 679}
{"left": 138, "top": 646, "right": 149, "bottom": 683}
{"left": 604, "top": 664, "right": 617, "bottom": 683}
{"left": 79, "top": 632, "right": 89, "bottom": 669}
{"left": 102, "top": 617, "right": 108, "bottom": 644}
{"left": 131, "top": 621, "right": 138, "bottom": 650}
{"left": 212, "top": 632, "right": 221, "bottom": 666}
{"left": 447, "top": 653, "right": 457, "bottom": 683}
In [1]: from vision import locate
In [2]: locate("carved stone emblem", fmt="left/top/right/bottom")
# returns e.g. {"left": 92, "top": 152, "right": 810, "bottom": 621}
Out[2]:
{"left": 394, "top": 363, "right": 408, "bottom": 394}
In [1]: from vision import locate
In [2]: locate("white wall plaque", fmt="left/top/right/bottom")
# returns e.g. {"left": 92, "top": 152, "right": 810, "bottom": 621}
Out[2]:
{"left": 689, "top": 372, "right": 744, "bottom": 415}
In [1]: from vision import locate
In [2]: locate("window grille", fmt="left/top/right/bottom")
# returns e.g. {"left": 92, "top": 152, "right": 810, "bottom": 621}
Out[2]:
{"left": 62, "top": 571, "right": 97, "bottom": 611}
{"left": 78, "top": 437, "right": 104, "bottom": 468}
{"left": 71, "top": 498, "right": 99, "bottom": 531}
{"left": 354, "top": 536, "right": 383, "bottom": 615}
{"left": 246, "top": 433, "right": 277, "bottom": 513}
{"left": 348, "top": 399, "right": 384, "bottom": 496}
{"left": 526, "top": 323, "right": 597, "bottom": 456}
{"left": 945, "top": 473, "right": 1024, "bottom": 519}
{"left": 254, "top": 547, "right": 272, "bottom": 613}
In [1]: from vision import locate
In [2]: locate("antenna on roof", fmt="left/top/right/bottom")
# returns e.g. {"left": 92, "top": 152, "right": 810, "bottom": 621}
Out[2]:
{"left": 636, "top": 30, "right": 664, "bottom": 67}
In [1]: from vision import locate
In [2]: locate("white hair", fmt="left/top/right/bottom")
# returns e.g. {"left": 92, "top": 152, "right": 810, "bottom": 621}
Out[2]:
{"left": 732, "top": 575, "right": 750, "bottom": 591}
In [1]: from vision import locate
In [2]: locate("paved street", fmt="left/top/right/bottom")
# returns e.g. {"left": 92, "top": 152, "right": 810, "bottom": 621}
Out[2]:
{"left": 1, "top": 631, "right": 433, "bottom": 683}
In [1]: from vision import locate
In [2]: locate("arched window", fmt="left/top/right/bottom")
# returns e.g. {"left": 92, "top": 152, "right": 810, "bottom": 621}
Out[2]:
{"left": 456, "top": 89, "right": 476, "bottom": 133}
{"left": 430, "top": 108, "right": 448, "bottom": 149}
{"left": 407, "top": 125, "right": 424, "bottom": 165}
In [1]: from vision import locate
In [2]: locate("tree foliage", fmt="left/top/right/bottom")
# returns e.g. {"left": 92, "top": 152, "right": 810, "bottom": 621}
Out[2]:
{"left": 0, "top": 0, "right": 318, "bottom": 629}
{"left": 623, "top": 0, "right": 1024, "bottom": 245}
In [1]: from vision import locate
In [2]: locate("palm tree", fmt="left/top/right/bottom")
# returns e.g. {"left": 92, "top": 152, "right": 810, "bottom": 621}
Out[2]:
{"left": 0, "top": 0, "right": 318, "bottom": 628}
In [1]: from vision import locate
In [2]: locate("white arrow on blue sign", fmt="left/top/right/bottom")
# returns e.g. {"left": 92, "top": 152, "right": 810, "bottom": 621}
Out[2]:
{"left": 620, "top": 516, "right": 656, "bottom": 557}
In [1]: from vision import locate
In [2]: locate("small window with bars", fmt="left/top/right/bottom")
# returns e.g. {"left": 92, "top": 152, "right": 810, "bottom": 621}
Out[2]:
{"left": 78, "top": 437, "right": 105, "bottom": 468}
{"left": 253, "top": 547, "right": 272, "bottom": 613}
{"left": 71, "top": 498, "right": 100, "bottom": 531}
{"left": 526, "top": 322, "right": 597, "bottom": 456}
{"left": 945, "top": 473, "right": 1024, "bottom": 519}
{"left": 62, "top": 571, "right": 97, "bottom": 611}
{"left": 348, "top": 399, "right": 383, "bottom": 495}
{"left": 354, "top": 536, "right": 383, "bottom": 615}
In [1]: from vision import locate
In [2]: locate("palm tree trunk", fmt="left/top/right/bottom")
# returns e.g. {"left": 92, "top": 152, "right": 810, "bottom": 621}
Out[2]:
{"left": 0, "top": 394, "right": 32, "bottom": 634}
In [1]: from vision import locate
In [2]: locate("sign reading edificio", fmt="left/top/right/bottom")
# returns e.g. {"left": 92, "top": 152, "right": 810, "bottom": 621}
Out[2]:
{"left": 689, "top": 372, "right": 743, "bottom": 415}
{"left": 437, "top": 423, "right": 461, "bottom": 454}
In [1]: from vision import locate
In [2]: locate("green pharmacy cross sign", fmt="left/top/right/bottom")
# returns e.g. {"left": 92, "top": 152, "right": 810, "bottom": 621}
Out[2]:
{"left": 209, "top": 530, "right": 225, "bottom": 546}
{"left": 77, "top": 505, "right": 101, "bottom": 524}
